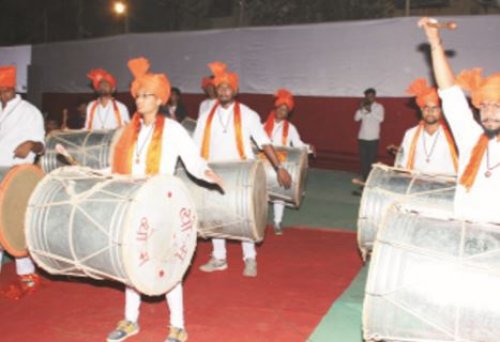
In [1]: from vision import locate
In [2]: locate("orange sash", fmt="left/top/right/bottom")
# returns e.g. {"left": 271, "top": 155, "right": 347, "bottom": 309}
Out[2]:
{"left": 201, "top": 102, "right": 246, "bottom": 160}
{"left": 112, "top": 113, "right": 165, "bottom": 175}
{"left": 406, "top": 121, "right": 458, "bottom": 172}
{"left": 87, "top": 99, "right": 123, "bottom": 129}
{"left": 264, "top": 111, "right": 289, "bottom": 146}
{"left": 459, "top": 134, "right": 489, "bottom": 191}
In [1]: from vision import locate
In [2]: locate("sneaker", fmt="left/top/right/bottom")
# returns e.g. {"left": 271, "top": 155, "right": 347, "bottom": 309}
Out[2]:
{"left": 243, "top": 258, "right": 257, "bottom": 277}
{"left": 273, "top": 222, "right": 283, "bottom": 235}
{"left": 165, "top": 326, "right": 188, "bottom": 342}
{"left": 199, "top": 257, "right": 227, "bottom": 272}
{"left": 107, "top": 320, "right": 139, "bottom": 342}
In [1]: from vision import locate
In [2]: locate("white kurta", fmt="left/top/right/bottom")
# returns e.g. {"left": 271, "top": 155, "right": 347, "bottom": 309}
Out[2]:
{"left": 268, "top": 120, "right": 307, "bottom": 148}
{"left": 197, "top": 98, "right": 217, "bottom": 118}
{"left": 85, "top": 99, "right": 130, "bottom": 130}
{"left": 0, "top": 95, "right": 45, "bottom": 167}
{"left": 440, "top": 86, "right": 500, "bottom": 223}
{"left": 354, "top": 102, "right": 384, "bottom": 140}
{"left": 193, "top": 102, "right": 271, "bottom": 161}
{"left": 397, "top": 125, "right": 457, "bottom": 175}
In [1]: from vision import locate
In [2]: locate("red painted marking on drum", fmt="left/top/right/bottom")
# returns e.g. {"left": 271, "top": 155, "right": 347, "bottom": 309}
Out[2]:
{"left": 167, "top": 191, "right": 172, "bottom": 198}
{"left": 180, "top": 208, "right": 194, "bottom": 232}
{"left": 139, "top": 251, "right": 150, "bottom": 267}
{"left": 136, "top": 217, "right": 152, "bottom": 242}
{"left": 159, "top": 270, "right": 165, "bottom": 278}
{"left": 175, "top": 244, "right": 188, "bottom": 262}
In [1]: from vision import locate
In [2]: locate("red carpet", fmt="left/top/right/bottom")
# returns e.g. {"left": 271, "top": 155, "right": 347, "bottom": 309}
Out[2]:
{"left": 0, "top": 227, "right": 362, "bottom": 341}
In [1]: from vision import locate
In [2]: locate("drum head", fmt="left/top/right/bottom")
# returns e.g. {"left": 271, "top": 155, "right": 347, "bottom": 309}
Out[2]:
{"left": 0, "top": 165, "right": 44, "bottom": 257}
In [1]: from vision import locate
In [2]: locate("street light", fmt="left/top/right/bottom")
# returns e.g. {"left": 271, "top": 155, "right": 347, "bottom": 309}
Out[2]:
{"left": 113, "top": 1, "right": 129, "bottom": 33}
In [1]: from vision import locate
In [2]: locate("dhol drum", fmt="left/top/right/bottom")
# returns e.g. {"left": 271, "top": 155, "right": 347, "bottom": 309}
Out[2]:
{"left": 357, "top": 163, "right": 456, "bottom": 260}
{"left": 180, "top": 117, "right": 197, "bottom": 137}
{"left": 259, "top": 146, "right": 308, "bottom": 208}
{"left": 363, "top": 203, "right": 500, "bottom": 342}
{"left": 176, "top": 160, "right": 268, "bottom": 242}
{"left": 41, "top": 129, "right": 123, "bottom": 173}
{"left": 25, "top": 167, "right": 197, "bottom": 296}
{"left": 0, "top": 165, "right": 44, "bottom": 257}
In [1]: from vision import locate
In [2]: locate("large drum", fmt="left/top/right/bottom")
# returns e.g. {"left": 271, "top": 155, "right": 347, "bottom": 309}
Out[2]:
{"left": 41, "top": 129, "right": 123, "bottom": 173}
{"left": 363, "top": 203, "right": 500, "bottom": 342}
{"left": 176, "top": 160, "right": 268, "bottom": 242}
{"left": 357, "top": 164, "right": 455, "bottom": 259}
{"left": 25, "top": 167, "right": 197, "bottom": 296}
{"left": 0, "top": 165, "right": 44, "bottom": 257}
{"left": 259, "top": 146, "right": 308, "bottom": 208}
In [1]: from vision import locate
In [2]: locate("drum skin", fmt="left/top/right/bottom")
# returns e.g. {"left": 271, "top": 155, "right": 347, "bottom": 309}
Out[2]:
{"left": 0, "top": 165, "right": 44, "bottom": 257}
{"left": 176, "top": 160, "right": 268, "bottom": 242}
{"left": 25, "top": 166, "right": 197, "bottom": 296}
{"left": 357, "top": 163, "right": 456, "bottom": 260}
{"left": 363, "top": 203, "right": 500, "bottom": 342}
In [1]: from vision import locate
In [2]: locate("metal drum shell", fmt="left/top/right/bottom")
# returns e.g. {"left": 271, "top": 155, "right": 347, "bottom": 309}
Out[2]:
{"left": 363, "top": 203, "right": 500, "bottom": 342}
{"left": 357, "top": 164, "right": 456, "bottom": 260}
{"left": 176, "top": 160, "right": 268, "bottom": 242}
{"left": 25, "top": 166, "right": 197, "bottom": 296}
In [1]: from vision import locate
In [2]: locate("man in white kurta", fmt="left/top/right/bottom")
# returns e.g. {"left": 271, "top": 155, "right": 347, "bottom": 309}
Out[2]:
{"left": 85, "top": 68, "right": 130, "bottom": 130}
{"left": 420, "top": 17, "right": 500, "bottom": 224}
{"left": 194, "top": 62, "right": 291, "bottom": 277}
{"left": 0, "top": 65, "right": 44, "bottom": 297}
{"left": 197, "top": 76, "right": 217, "bottom": 118}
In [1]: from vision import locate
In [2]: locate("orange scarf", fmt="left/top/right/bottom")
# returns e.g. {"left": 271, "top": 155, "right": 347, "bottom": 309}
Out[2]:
{"left": 264, "top": 111, "right": 289, "bottom": 146}
{"left": 112, "top": 113, "right": 165, "bottom": 175}
{"left": 459, "top": 134, "right": 489, "bottom": 191}
{"left": 87, "top": 99, "right": 123, "bottom": 129}
{"left": 201, "top": 102, "right": 246, "bottom": 160}
{"left": 406, "top": 121, "right": 458, "bottom": 172}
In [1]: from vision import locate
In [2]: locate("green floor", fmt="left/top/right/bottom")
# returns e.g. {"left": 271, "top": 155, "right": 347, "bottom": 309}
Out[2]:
{"left": 278, "top": 168, "right": 366, "bottom": 342}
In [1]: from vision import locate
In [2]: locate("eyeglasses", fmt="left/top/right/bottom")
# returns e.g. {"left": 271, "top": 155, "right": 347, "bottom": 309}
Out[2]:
{"left": 136, "top": 93, "right": 156, "bottom": 99}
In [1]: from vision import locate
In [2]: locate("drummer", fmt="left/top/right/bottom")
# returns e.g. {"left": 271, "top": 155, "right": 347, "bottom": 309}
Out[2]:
{"left": 107, "top": 57, "right": 223, "bottom": 342}
{"left": 193, "top": 61, "right": 292, "bottom": 277}
{"left": 419, "top": 17, "right": 500, "bottom": 223}
{"left": 197, "top": 75, "right": 217, "bottom": 118}
{"left": 388, "top": 78, "right": 458, "bottom": 176}
{"left": 263, "top": 88, "right": 313, "bottom": 235}
{"left": 85, "top": 68, "right": 130, "bottom": 130}
{"left": 0, "top": 65, "right": 44, "bottom": 299}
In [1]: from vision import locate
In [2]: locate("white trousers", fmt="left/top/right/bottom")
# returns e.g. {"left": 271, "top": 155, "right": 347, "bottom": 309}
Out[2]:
{"left": 0, "top": 248, "right": 35, "bottom": 275}
{"left": 273, "top": 201, "right": 286, "bottom": 224}
{"left": 125, "top": 283, "right": 184, "bottom": 329}
{"left": 212, "top": 239, "right": 256, "bottom": 261}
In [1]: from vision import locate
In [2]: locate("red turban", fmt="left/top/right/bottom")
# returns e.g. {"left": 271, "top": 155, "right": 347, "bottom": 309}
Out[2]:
{"left": 128, "top": 57, "right": 171, "bottom": 105}
{"left": 208, "top": 61, "right": 239, "bottom": 92}
{"left": 87, "top": 68, "right": 117, "bottom": 90}
{"left": 0, "top": 65, "right": 16, "bottom": 88}
{"left": 274, "top": 88, "right": 294, "bottom": 111}
{"left": 456, "top": 68, "right": 500, "bottom": 108}
{"left": 406, "top": 78, "right": 440, "bottom": 108}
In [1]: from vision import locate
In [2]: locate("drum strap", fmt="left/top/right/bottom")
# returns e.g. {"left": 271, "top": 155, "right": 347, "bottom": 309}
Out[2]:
{"left": 264, "top": 111, "right": 289, "bottom": 146}
{"left": 201, "top": 101, "right": 246, "bottom": 160}
{"left": 459, "top": 133, "right": 488, "bottom": 191}
{"left": 87, "top": 99, "right": 123, "bottom": 130}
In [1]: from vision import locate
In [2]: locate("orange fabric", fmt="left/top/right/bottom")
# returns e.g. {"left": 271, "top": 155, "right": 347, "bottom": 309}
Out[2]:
{"left": 0, "top": 65, "right": 16, "bottom": 88}
{"left": 201, "top": 76, "right": 213, "bottom": 90}
{"left": 459, "top": 134, "right": 489, "bottom": 191}
{"left": 264, "top": 111, "right": 290, "bottom": 146}
{"left": 201, "top": 102, "right": 246, "bottom": 160}
{"left": 86, "top": 99, "right": 123, "bottom": 129}
{"left": 457, "top": 68, "right": 500, "bottom": 108}
{"left": 406, "top": 78, "right": 440, "bottom": 108}
{"left": 208, "top": 61, "right": 239, "bottom": 91}
{"left": 112, "top": 113, "right": 165, "bottom": 175}
{"left": 406, "top": 122, "right": 424, "bottom": 170}
{"left": 274, "top": 88, "right": 295, "bottom": 111}
{"left": 87, "top": 68, "right": 116, "bottom": 90}
{"left": 258, "top": 150, "right": 287, "bottom": 162}
{"left": 128, "top": 57, "right": 171, "bottom": 105}
{"left": 442, "top": 121, "right": 459, "bottom": 172}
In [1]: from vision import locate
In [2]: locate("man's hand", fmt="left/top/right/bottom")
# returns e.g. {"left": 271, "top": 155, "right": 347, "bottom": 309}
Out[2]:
{"left": 418, "top": 17, "right": 441, "bottom": 46}
{"left": 204, "top": 169, "right": 225, "bottom": 190}
{"left": 13, "top": 141, "right": 35, "bottom": 158}
{"left": 386, "top": 144, "right": 400, "bottom": 155}
{"left": 277, "top": 167, "right": 292, "bottom": 189}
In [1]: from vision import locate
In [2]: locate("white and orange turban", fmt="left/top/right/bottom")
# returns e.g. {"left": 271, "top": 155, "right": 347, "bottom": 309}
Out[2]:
{"left": 0, "top": 65, "right": 16, "bottom": 88}
{"left": 208, "top": 61, "right": 239, "bottom": 91}
{"left": 87, "top": 68, "right": 117, "bottom": 90}
{"left": 201, "top": 76, "right": 213, "bottom": 90}
{"left": 128, "top": 57, "right": 171, "bottom": 105}
{"left": 456, "top": 68, "right": 500, "bottom": 108}
{"left": 274, "top": 88, "right": 294, "bottom": 110}
{"left": 406, "top": 78, "right": 440, "bottom": 108}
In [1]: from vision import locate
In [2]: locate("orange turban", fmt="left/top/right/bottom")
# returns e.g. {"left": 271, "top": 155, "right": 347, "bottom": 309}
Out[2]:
{"left": 0, "top": 65, "right": 16, "bottom": 88}
{"left": 406, "top": 78, "right": 440, "bottom": 108}
{"left": 274, "top": 88, "right": 294, "bottom": 111}
{"left": 128, "top": 57, "right": 171, "bottom": 105}
{"left": 87, "top": 68, "right": 117, "bottom": 90}
{"left": 456, "top": 68, "right": 500, "bottom": 108}
{"left": 208, "top": 61, "right": 239, "bottom": 91}
{"left": 201, "top": 76, "right": 213, "bottom": 90}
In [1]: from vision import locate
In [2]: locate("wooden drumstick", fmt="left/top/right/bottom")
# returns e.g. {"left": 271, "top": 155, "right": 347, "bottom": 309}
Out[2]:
{"left": 55, "top": 143, "right": 78, "bottom": 166}
{"left": 352, "top": 177, "right": 365, "bottom": 187}
{"left": 426, "top": 21, "right": 457, "bottom": 30}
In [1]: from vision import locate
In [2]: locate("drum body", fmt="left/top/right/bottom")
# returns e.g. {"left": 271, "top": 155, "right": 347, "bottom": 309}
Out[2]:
{"left": 357, "top": 164, "right": 455, "bottom": 259}
{"left": 41, "top": 129, "right": 123, "bottom": 172}
{"left": 364, "top": 203, "right": 500, "bottom": 342}
{"left": 0, "top": 165, "right": 44, "bottom": 257}
{"left": 26, "top": 167, "right": 197, "bottom": 296}
{"left": 176, "top": 160, "right": 268, "bottom": 242}
{"left": 180, "top": 118, "right": 197, "bottom": 137}
{"left": 260, "top": 146, "right": 308, "bottom": 208}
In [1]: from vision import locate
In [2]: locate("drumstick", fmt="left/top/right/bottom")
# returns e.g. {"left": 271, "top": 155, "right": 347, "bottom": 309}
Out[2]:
{"left": 352, "top": 177, "right": 365, "bottom": 187}
{"left": 55, "top": 143, "right": 78, "bottom": 166}
{"left": 427, "top": 21, "right": 457, "bottom": 30}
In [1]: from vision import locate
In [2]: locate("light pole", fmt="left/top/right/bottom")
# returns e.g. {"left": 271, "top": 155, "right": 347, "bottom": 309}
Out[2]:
{"left": 113, "top": 1, "right": 129, "bottom": 33}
